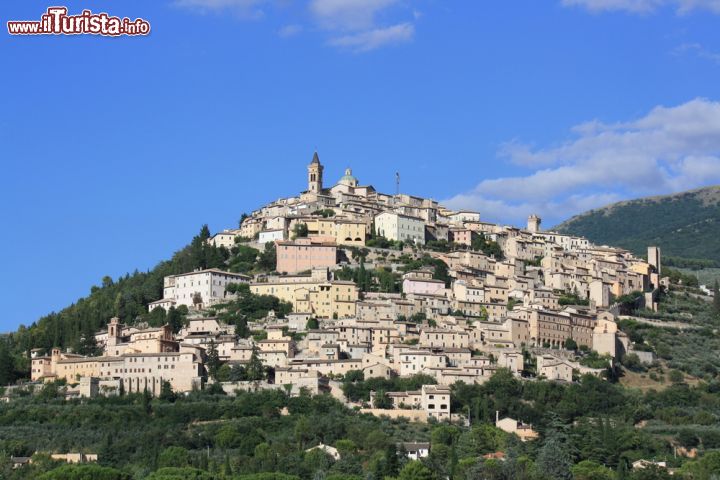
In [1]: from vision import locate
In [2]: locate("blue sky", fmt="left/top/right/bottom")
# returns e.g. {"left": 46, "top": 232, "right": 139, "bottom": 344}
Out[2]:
{"left": 1, "top": 0, "right": 720, "bottom": 332}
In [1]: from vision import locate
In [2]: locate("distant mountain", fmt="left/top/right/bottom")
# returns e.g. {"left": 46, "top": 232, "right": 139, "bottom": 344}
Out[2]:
{"left": 554, "top": 186, "right": 720, "bottom": 267}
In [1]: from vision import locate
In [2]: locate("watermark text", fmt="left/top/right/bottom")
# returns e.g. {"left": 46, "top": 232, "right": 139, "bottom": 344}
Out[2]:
{"left": 7, "top": 7, "right": 151, "bottom": 36}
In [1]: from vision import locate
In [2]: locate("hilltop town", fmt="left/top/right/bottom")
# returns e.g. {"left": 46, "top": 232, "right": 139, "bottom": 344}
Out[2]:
{"left": 22, "top": 153, "right": 666, "bottom": 424}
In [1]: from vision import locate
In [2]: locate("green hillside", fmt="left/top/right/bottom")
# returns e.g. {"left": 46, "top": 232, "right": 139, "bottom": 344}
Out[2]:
{"left": 554, "top": 186, "right": 720, "bottom": 267}
{"left": 0, "top": 226, "right": 277, "bottom": 386}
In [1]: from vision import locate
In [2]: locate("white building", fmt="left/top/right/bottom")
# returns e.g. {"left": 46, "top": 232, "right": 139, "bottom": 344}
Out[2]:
{"left": 399, "top": 442, "right": 430, "bottom": 460}
{"left": 149, "top": 269, "right": 251, "bottom": 311}
{"left": 259, "top": 229, "right": 286, "bottom": 243}
{"left": 448, "top": 211, "right": 481, "bottom": 224}
{"left": 536, "top": 232, "right": 590, "bottom": 251}
{"left": 374, "top": 212, "right": 425, "bottom": 245}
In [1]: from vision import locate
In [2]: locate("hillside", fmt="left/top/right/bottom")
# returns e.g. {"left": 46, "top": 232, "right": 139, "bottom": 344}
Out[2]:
{"left": 0, "top": 226, "right": 275, "bottom": 386}
{"left": 554, "top": 186, "right": 720, "bottom": 267}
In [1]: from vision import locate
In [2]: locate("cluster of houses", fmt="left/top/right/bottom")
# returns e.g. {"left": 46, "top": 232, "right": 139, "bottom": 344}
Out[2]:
{"left": 23, "top": 154, "right": 664, "bottom": 425}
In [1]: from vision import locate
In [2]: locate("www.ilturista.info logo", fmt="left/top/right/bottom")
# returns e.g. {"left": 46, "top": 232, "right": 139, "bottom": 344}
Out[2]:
{"left": 7, "top": 7, "right": 150, "bottom": 36}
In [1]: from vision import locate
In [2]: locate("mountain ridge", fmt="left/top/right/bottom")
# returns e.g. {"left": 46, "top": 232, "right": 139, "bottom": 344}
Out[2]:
{"left": 554, "top": 185, "right": 720, "bottom": 266}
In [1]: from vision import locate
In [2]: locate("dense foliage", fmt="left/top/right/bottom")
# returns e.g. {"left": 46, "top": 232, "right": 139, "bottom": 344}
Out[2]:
{"left": 618, "top": 286, "right": 720, "bottom": 379}
{"left": 2, "top": 369, "right": 720, "bottom": 479}
{"left": 555, "top": 186, "right": 720, "bottom": 265}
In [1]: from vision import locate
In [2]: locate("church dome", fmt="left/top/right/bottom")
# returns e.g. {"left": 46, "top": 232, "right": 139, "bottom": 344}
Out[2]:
{"left": 339, "top": 168, "right": 358, "bottom": 187}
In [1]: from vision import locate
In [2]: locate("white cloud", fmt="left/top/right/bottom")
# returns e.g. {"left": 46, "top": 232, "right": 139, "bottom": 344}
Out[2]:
{"left": 174, "top": 0, "right": 266, "bottom": 17}
{"left": 327, "top": 22, "right": 414, "bottom": 52}
{"left": 278, "top": 24, "right": 303, "bottom": 37}
{"left": 175, "top": 0, "right": 417, "bottom": 52}
{"left": 443, "top": 98, "right": 720, "bottom": 226}
{"left": 561, "top": 0, "right": 720, "bottom": 13}
{"left": 309, "top": 0, "right": 417, "bottom": 52}
{"left": 309, "top": 0, "right": 401, "bottom": 30}
{"left": 672, "top": 43, "right": 720, "bottom": 65}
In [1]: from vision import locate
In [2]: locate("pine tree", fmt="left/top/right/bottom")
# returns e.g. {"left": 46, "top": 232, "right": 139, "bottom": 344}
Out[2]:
{"left": 537, "top": 432, "right": 573, "bottom": 480}
{"left": 713, "top": 280, "right": 720, "bottom": 314}
{"left": 383, "top": 443, "right": 400, "bottom": 478}
{"left": 206, "top": 340, "right": 221, "bottom": 379}
{"left": 159, "top": 380, "right": 176, "bottom": 402}
{"left": 142, "top": 388, "right": 153, "bottom": 415}
{"left": 0, "top": 341, "right": 16, "bottom": 386}
{"left": 246, "top": 346, "right": 265, "bottom": 381}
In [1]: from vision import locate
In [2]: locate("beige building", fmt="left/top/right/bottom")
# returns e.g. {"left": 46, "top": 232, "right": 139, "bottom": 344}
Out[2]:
{"left": 386, "top": 384, "right": 451, "bottom": 421}
{"left": 453, "top": 280, "right": 486, "bottom": 303}
{"left": 208, "top": 229, "right": 243, "bottom": 249}
{"left": 495, "top": 415, "right": 539, "bottom": 441}
{"left": 31, "top": 318, "right": 204, "bottom": 395}
{"left": 304, "top": 217, "right": 367, "bottom": 246}
{"left": 399, "top": 350, "right": 448, "bottom": 376}
{"left": 420, "top": 328, "right": 470, "bottom": 349}
{"left": 536, "top": 354, "right": 574, "bottom": 382}
{"left": 251, "top": 273, "right": 358, "bottom": 319}
{"left": 31, "top": 348, "right": 203, "bottom": 396}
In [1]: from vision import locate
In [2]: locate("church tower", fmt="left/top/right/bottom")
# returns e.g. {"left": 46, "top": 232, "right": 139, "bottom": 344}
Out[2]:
{"left": 527, "top": 214, "right": 541, "bottom": 233}
{"left": 308, "top": 151, "right": 323, "bottom": 193}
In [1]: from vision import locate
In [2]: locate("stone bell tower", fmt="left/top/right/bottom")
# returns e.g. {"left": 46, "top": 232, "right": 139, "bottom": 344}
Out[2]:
{"left": 527, "top": 214, "right": 541, "bottom": 233}
{"left": 308, "top": 151, "right": 323, "bottom": 194}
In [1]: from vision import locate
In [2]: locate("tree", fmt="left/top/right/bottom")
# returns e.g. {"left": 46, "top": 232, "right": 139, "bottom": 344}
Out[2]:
{"left": 537, "top": 433, "right": 573, "bottom": 480}
{"left": 335, "top": 439, "right": 358, "bottom": 457}
{"left": 679, "top": 451, "right": 720, "bottom": 479}
{"left": 383, "top": 443, "right": 400, "bottom": 479}
{"left": 147, "top": 306, "right": 168, "bottom": 328}
{"left": 206, "top": 340, "right": 221, "bottom": 380}
{"left": 0, "top": 341, "right": 17, "bottom": 386}
{"left": 571, "top": 460, "right": 616, "bottom": 480}
{"left": 158, "top": 446, "right": 189, "bottom": 468}
{"left": 356, "top": 260, "right": 372, "bottom": 292}
{"left": 38, "top": 464, "right": 131, "bottom": 480}
{"left": 246, "top": 346, "right": 265, "bottom": 381}
{"left": 397, "top": 461, "right": 434, "bottom": 480}
{"left": 215, "top": 364, "right": 232, "bottom": 382}
{"left": 628, "top": 465, "right": 671, "bottom": 480}
{"left": 258, "top": 242, "right": 277, "bottom": 271}
{"left": 668, "top": 369, "right": 685, "bottom": 384}
{"left": 373, "top": 390, "right": 392, "bottom": 409}
{"left": 306, "top": 318, "right": 320, "bottom": 330}
{"left": 471, "top": 234, "right": 504, "bottom": 260}
{"left": 622, "top": 353, "right": 642, "bottom": 372}
{"left": 465, "top": 459, "right": 504, "bottom": 480}
{"left": 145, "top": 467, "right": 213, "bottom": 480}
{"left": 564, "top": 338, "right": 578, "bottom": 351}
{"left": 292, "top": 223, "right": 309, "bottom": 239}
{"left": 166, "top": 306, "right": 187, "bottom": 334}
{"left": 159, "top": 381, "right": 177, "bottom": 402}
{"left": 714, "top": 280, "right": 720, "bottom": 314}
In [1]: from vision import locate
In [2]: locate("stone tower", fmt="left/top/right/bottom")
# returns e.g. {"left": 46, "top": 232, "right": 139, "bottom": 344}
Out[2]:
{"left": 107, "top": 317, "right": 121, "bottom": 347}
{"left": 648, "top": 246, "right": 661, "bottom": 276}
{"left": 308, "top": 151, "right": 323, "bottom": 194}
{"left": 527, "top": 214, "right": 541, "bottom": 233}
